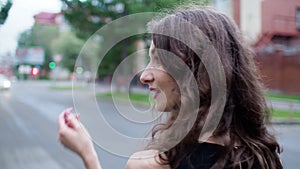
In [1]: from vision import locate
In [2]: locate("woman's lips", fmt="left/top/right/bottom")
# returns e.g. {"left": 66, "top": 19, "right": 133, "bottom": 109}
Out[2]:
{"left": 153, "top": 92, "right": 160, "bottom": 99}
{"left": 149, "top": 87, "right": 160, "bottom": 99}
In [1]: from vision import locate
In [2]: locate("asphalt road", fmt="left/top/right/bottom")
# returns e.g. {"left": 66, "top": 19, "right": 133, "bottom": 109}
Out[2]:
{"left": 0, "top": 81, "right": 83, "bottom": 169}
{"left": 0, "top": 81, "right": 299, "bottom": 169}
{"left": 0, "top": 80, "right": 153, "bottom": 169}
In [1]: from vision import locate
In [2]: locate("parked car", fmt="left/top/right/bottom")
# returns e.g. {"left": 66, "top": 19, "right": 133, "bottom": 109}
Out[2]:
{"left": 0, "top": 74, "right": 11, "bottom": 90}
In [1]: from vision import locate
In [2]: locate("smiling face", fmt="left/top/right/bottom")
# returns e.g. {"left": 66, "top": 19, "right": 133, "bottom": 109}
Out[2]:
{"left": 140, "top": 41, "right": 180, "bottom": 112}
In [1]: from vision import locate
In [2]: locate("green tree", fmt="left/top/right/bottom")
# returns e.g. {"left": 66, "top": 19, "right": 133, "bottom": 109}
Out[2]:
{"left": 51, "top": 31, "right": 84, "bottom": 72}
{"left": 61, "top": 0, "right": 210, "bottom": 79}
{"left": 17, "top": 23, "right": 59, "bottom": 78}
{"left": 0, "top": 0, "right": 12, "bottom": 24}
{"left": 61, "top": 0, "right": 195, "bottom": 39}
{"left": 18, "top": 23, "right": 59, "bottom": 59}
{"left": 79, "top": 35, "right": 102, "bottom": 73}
{"left": 18, "top": 30, "right": 33, "bottom": 47}
{"left": 51, "top": 30, "right": 101, "bottom": 73}
{"left": 31, "top": 24, "right": 60, "bottom": 60}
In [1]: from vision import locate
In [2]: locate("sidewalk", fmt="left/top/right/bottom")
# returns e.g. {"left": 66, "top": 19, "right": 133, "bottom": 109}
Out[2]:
{"left": 94, "top": 83, "right": 300, "bottom": 124}
{"left": 267, "top": 99, "right": 300, "bottom": 124}
{"left": 271, "top": 118, "right": 300, "bottom": 125}
{"left": 267, "top": 99, "right": 300, "bottom": 111}
{"left": 51, "top": 81, "right": 300, "bottom": 124}
{"left": 94, "top": 83, "right": 148, "bottom": 94}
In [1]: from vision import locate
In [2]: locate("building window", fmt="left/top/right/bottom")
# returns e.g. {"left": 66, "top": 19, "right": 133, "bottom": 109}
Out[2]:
{"left": 296, "top": 7, "right": 300, "bottom": 29}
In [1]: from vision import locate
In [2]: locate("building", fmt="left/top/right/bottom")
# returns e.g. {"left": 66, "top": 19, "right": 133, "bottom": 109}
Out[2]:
{"left": 34, "top": 12, "right": 59, "bottom": 25}
{"left": 33, "top": 12, "right": 69, "bottom": 31}
{"left": 213, "top": 0, "right": 300, "bottom": 94}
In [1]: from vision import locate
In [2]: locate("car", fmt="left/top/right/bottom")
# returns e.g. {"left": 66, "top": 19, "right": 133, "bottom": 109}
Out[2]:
{"left": 0, "top": 74, "right": 11, "bottom": 90}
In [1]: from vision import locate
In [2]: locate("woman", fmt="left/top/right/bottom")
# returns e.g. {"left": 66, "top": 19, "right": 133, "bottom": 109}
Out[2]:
{"left": 58, "top": 6, "right": 283, "bottom": 169}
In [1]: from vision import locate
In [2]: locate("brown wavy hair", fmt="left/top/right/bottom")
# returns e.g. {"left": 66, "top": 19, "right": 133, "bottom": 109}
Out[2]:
{"left": 146, "top": 6, "right": 282, "bottom": 169}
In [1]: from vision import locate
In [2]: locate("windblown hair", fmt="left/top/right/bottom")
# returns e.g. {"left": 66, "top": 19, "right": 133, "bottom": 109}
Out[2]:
{"left": 146, "top": 6, "right": 282, "bottom": 169}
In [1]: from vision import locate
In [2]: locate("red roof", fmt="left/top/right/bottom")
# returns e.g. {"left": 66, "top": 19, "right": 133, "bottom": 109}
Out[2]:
{"left": 34, "top": 12, "right": 60, "bottom": 25}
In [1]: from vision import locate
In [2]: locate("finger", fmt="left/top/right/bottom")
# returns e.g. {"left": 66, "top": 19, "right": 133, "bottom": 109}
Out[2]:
{"left": 66, "top": 114, "right": 80, "bottom": 129}
{"left": 64, "top": 107, "right": 73, "bottom": 118}
{"left": 58, "top": 111, "right": 67, "bottom": 130}
{"left": 64, "top": 107, "right": 73, "bottom": 123}
{"left": 65, "top": 107, "right": 73, "bottom": 114}
{"left": 75, "top": 113, "right": 80, "bottom": 120}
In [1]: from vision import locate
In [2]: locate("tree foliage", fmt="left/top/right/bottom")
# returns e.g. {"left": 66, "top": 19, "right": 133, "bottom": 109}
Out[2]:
{"left": 17, "top": 24, "right": 59, "bottom": 79}
{"left": 61, "top": 0, "right": 211, "bottom": 79}
{"left": 17, "top": 23, "right": 100, "bottom": 75}
{"left": 51, "top": 30, "right": 101, "bottom": 72}
{"left": 61, "top": 0, "right": 198, "bottom": 39}
{"left": 18, "top": 23, "right": 60, "bottom": 63}
{"left": 0, "top": 0, "right": 12, "bottom": 24}
{"left": 51, "top": 31, "right": 84, "bottom": 72}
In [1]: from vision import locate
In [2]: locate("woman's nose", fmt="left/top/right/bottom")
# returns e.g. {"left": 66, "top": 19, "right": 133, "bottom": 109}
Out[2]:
{"left": 140, "top": 70, "right": 154, "bottom": 84}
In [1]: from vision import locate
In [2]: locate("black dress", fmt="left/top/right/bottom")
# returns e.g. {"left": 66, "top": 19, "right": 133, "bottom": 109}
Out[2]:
{"left": 170, "top": 142, "right": 261, "bottom": 169}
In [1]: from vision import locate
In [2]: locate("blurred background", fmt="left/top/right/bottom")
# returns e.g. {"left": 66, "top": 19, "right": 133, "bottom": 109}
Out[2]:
{"left": 0, "top": 0, "right": 300, "bottom": 169}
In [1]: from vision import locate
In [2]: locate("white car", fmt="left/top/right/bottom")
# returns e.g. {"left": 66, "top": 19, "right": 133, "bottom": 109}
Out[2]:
{"left": 0, "top": 74, "right": 11, "bottom": 89}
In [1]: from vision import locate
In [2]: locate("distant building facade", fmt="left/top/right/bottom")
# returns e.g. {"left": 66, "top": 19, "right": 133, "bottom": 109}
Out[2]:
{"left": 213, "top": 0, "right": 300, "bottom": 94}
{"left": 15, "top": 47, "right": 45, "bottom": 65}
{"left": 34, "top": 12, "right": 69, "bottom": 31}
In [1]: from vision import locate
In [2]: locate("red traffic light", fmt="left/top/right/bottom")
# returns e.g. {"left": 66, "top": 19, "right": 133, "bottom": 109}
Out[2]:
{"left": 31, "top": 67, "right": 40, "bottom": 76}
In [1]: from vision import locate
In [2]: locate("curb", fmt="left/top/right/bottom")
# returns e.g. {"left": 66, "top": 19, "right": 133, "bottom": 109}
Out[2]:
{"left": 271, "top": 118, "right": 300, "bottom": 125}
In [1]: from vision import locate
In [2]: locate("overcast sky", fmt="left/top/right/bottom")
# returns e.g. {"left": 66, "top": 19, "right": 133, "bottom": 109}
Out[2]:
{"left": 0, "top": 0, "right": 62, "bottom": 55}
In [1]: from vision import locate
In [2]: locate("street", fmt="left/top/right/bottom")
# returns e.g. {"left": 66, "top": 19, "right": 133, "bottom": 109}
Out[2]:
{"left": 0, "top": 81, "right": 299, "bottom": 169}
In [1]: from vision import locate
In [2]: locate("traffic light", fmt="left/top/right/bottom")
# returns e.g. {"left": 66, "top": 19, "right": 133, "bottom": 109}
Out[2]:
{"left": 76, "top": 66, "right": 84, "bottom": 74}
{"left": 49, "top": 61, "right": 56, "bottom": 69}
{"left": 31, "top": 67, "right": 40, "bottom": 76}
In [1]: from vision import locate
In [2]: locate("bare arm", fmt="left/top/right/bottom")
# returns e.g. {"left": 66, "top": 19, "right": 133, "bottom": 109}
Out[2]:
{"left": 81, "top": 150, "right": 102, "bottom": 169}
{"left": 58, "top": 108, "right": 170, "bottom": 169}
{"left": 126, "top": 150, "right": 171, "bottom": 169}
{"left": 58, "top": 108, "right": 102, "bottom": 169}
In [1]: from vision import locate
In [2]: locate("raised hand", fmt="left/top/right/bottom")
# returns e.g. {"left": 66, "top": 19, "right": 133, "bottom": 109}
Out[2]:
{"left": 58, "top": 108, "right": 102, "bottom": 169}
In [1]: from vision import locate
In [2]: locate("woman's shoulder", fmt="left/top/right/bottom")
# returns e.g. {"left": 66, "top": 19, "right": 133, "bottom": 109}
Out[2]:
{"left": 126, "top": 150, "right": 171, "bottom": 169}
{"left": 126, "top": 143, "right": 223, "bottom": 169}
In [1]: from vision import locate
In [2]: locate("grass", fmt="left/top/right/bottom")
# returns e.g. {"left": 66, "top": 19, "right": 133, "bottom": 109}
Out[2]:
{"left": 97, "top": 92, "right": 300, "bottom": 118}
{"left": 266, "top": 93, "right": 300, "bottom": 102}
{"left": 270, "top": 109, "right": 300, "bottom": 118}
{"left": 49, "top": 86, "right": 82, "bottom": 90}
{"left": 96, "top": 92, "right": 153, "bottom": 105}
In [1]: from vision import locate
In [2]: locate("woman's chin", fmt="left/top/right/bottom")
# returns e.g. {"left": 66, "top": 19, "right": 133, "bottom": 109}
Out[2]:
{"left": 155, "top": 103, "right": 171, "bottom": 112}
{"left": 154, "top": 104, "right": 162, "bottom": 112}
{"left": 153, "top": 94, "right": 169, "bottom": 111}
